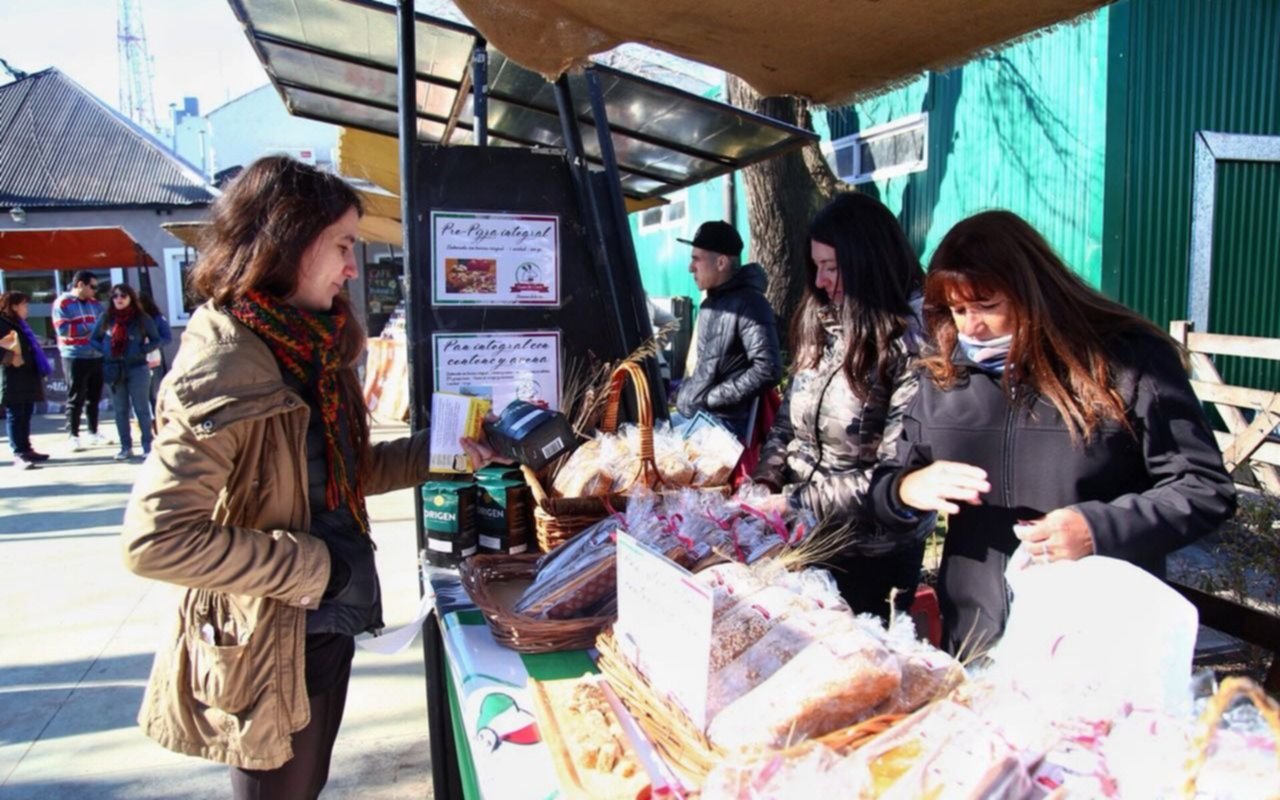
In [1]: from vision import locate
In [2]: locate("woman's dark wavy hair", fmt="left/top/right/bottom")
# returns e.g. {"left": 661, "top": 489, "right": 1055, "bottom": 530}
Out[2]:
{"left": 102, "top": 283, "right": 141, "bottom": 325}
{"left": 190, "top": 155, "right": 371, "bottom": 462}
{"left": 0, "top": 291, "right": 30, "bottom": 320}
{"left": 790, "top": 192, "right": 924, "bottom": 399}
{"left": 921, "top": 210, "right": 1174, "bottom": 442}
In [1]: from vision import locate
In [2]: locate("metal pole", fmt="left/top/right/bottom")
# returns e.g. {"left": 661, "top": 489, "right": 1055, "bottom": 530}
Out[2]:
{"left": 552, "top": 75, "right": 626, "bottom": 357}
{"left": 471, "top": 38, "right": 488, "bottom": 147}
{"left": 395, "top": 8, "right": 445, "bottom": 796}
{"left": 583, "top": 67, "right": 667, "bottom": 415}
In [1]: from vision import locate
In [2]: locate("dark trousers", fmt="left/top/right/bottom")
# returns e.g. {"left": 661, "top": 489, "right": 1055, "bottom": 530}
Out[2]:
{"left": 228, "top": 642, "right": 353, "bottom": 800}
{"left": 830, "top": 540, "right": 927, "bottom": 623}
{"left": 66, "top": 357, "right": 104, "bottom": 436}
{"left": 6, "top": 401, "right": 33, "bottom": 455}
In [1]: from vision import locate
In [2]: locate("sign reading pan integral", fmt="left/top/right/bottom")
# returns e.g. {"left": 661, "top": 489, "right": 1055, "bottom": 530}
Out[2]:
{"left": 431, "top": 211, "right": 560, "bottom": 306}
{"left": 432, "top": 331, "right": 562, "bottom": 413}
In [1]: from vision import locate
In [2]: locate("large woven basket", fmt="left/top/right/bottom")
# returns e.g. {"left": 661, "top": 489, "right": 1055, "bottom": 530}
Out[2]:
{"left": 526, "top": 361, "right": 735, "bottom": 552}
{"left": 458, "top": 553, "right": 615, "bottom": 654}
{"left": 594, "top": 630, "right": 903, "bottom": 787}
{"left": 525, "top": 361, "right": 663, "bottom": 552}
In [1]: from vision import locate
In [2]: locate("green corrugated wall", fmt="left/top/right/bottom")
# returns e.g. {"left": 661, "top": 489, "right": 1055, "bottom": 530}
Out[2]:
{"left": 827, "top": 10, "right": 1110, "bottom": 286}
{"left": 1104, "top": 0, "right": 1280, "bottom": 391}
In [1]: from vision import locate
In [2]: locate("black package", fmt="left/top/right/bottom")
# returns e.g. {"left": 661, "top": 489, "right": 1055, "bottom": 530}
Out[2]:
{"left": 481, "top": 400, "right": 579, "bottom": 471}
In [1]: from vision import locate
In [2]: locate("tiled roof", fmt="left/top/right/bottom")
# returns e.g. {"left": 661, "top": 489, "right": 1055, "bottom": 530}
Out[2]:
{"left": 0, "top": 68, "right": 216, "bottom": 208}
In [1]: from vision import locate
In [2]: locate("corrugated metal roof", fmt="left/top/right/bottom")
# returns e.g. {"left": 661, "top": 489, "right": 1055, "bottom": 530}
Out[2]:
{"left": 0, "top": 68, "right": 216, "bottom": 208}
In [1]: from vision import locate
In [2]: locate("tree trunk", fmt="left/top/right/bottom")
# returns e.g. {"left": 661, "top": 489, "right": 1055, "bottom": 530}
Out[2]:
{"left": 725, "top": 75, "right": 853, "bottom": 338}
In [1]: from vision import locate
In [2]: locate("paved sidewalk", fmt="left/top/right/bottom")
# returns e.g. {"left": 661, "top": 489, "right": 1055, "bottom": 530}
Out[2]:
{"left": 0, "top": 415, "right": 434, "bottom": 799}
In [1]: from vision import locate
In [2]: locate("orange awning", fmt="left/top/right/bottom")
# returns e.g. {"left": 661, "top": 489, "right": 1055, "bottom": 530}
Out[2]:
{"left": 0, "top": 227, "right": 158, "bottom": 272}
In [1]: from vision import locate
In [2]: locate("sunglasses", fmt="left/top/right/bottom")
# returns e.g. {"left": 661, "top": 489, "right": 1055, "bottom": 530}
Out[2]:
{"left": 111, "top": 293, "right": 129, "bottom": 299}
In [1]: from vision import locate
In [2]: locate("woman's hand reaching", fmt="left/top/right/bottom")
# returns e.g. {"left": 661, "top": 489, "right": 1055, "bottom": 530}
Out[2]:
{"left": 897, "top": 461, "right": 991, "bottom": 515}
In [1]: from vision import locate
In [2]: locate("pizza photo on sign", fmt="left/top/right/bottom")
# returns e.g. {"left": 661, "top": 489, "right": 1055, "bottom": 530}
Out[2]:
{"left": 445, "top": 258, "right": 498, "bottom": 294}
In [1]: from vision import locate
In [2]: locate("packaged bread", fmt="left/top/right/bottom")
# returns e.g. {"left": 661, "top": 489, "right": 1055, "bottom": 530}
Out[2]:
{"left": 707, "top": 626, "right": 901, "bottom": 751}
{"left": 514, "top": 519, "right": 618, "bottom": 619}
{"left": 696, "top": 561, "right": 767, "bottom": 621}
{"left": 685, "top": 424, "right": 743, "bottom": 487}
{"left": 552, "top": 439, "right": 614, "bottom": 497}
{"left": 708, "top": 608, "right": 858, "bottom": 719}
{"left": 709, "top": 586, "right": 809, "bottom": 671}
{"left": 850, "top": 699, "right": 1033, "bottom": 799}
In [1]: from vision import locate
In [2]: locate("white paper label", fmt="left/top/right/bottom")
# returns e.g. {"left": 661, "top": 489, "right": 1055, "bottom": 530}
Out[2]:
{"left": 427, "top": 538, "right": 453, "bottom": 553}
{"left": 541, "top": 437, "right": 564, "bottom": 459}
{"left": 615, "top": 533, "right": 713, "bottom": 730}
{"left": 479, "top": 534, "right": 501, "bottom": 550}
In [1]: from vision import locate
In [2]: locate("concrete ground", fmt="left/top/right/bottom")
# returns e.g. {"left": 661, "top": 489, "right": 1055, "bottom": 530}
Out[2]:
{"left": 0, "top": 414, "right": 433, "bottom": 799}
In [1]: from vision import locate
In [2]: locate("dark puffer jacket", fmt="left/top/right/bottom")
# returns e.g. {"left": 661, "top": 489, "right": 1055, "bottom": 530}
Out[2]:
{"left": 676, "top": 262, "right": 782, "bottom": 424}
{"left": 870, "top": 332, "right": 1237, "bottom": 654}
{"left": 754, "top": 298, "right": 934, "bottom": 557}
{"left": 0, "top": 316, "right": 45, "bottom": 405}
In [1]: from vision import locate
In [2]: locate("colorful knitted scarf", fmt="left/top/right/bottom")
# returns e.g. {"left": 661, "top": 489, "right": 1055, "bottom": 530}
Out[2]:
{"left": 110, "top": 303, "right": 138, "bottom": 358}
{"left": 228, "top": 290, "right": 368, "bottom": 533}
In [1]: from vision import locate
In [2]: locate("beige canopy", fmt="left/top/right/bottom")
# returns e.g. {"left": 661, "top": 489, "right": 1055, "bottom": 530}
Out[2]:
{"left": 452, "top": 0, "right": 1110, "bottom": 104}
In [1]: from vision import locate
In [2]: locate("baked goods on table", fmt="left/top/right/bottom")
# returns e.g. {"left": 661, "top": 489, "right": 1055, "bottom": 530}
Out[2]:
{"left": 529, "top": 676, "right": 649, "bottom": 800}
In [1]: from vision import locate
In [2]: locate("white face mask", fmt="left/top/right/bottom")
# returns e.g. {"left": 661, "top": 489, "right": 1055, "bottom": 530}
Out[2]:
{"left": 957, "top": 332, "right": 1013, "bottom": 347}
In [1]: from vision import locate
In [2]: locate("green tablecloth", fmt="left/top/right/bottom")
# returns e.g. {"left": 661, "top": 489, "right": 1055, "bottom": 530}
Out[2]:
{"left": 432, "top": 577, "right": 598, "bottom": 800}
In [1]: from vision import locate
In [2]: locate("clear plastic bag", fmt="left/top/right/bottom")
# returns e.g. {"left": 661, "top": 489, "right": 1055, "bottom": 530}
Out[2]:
{"left": 512, "top": 517, "right": 620, "bottom": 619}
{"left": 708, "top": 625, "right": 901, "bottom": 751}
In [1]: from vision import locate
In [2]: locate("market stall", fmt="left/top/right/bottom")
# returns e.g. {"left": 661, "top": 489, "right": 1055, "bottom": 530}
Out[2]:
{"left": 222, "top": 0, "right": 1280, "bottom": 796}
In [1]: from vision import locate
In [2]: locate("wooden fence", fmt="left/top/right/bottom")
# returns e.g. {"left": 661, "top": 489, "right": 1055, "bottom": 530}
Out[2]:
{"left": 1169, "top": 320, "right": 1280, "bottom": 690}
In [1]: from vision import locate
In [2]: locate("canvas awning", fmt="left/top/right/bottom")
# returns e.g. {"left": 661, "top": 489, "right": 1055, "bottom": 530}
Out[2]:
{"left": 160, "top": 222, "right": 206, "bottom": 249}
{"left": 0, "top": 227, "right": 157, "bottom": 271}
{"left": 227, "top": 0, "right": 818, "bottom": 203}
{"left": 450, "top": 0, "right": 1111, "bottom": 105}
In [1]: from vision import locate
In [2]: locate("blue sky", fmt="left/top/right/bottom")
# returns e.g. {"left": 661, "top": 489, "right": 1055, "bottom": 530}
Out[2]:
{"left": 0, "top": 0, "right": 269, "bottom": 120}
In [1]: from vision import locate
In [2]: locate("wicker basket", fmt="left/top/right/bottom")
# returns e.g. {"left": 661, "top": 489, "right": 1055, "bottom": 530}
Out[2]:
{"left": 1182, "top": 676, "right": 1280, "bottom": 798}
{"left": 525, "top": 361, "right": 663, "bottom": 552}
{"left": 595, "top": 630, "right": 903, "bottom": 787}
{"left": 458, "top": 553, "right": 615, "bottom": 654}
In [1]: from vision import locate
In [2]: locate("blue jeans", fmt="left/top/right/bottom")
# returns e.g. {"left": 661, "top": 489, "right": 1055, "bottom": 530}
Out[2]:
{"left": 6, "top": 402, "right": 33, "bottom": 455}
{"left": 110, "top": 366, "right": 153, "bottom": 452}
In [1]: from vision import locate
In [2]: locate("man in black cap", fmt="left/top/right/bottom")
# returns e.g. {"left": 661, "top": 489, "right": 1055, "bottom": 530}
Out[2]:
{"left": 673, "top": 220, "right": 781, "bottom": 439}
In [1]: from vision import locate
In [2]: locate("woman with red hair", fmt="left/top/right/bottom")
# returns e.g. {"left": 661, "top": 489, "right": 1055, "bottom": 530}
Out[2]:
{"left": 869, "top": 210, "right": 1235, "bottom": 656}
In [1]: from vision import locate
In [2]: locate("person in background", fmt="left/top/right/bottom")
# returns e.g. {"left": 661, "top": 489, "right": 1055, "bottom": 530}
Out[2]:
{"left": 121, "top": 155, "right": 431, "bottom": 799}
{"left": 752, "top": 193, "right": 933, "bottom": 620}
{"left": 91, "top": 284, "right": 161, "bottom": 461}
{"left": 869, "top": 210, "right": 1236, "bottom": 656}
{"left": 0, "top": 291, "right": 53, "bottom": 469}
{"left": 673, "top": 220, "right": 782, "bottom": 440}
{"left": 138, "top": 293, "right": 173, "bottom": 412}
{"left": 53, "top": 270, "right": 108, "bottom": 450}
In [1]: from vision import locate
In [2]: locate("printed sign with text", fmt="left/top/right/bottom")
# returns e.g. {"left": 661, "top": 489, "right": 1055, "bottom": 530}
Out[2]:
{"left": 615, "top": 533, "right": 713, "bottom": 730}
{"left": 432, "top": 211, "right": 559, "bottom": 306}
{"left": 432, "top": 331, "right": 561, "bottom": 413}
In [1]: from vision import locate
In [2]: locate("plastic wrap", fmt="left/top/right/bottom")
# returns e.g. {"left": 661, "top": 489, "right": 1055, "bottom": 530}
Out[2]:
{"left": 707, "top": 625, "right": 901, "bottom": 751}
{"left": 702, "top": 743, "right": 864, "bottom": 800}
{"left": 551, "top": 437, "right": 615, "bottom": 497}
{"left": 708, "top": 585, "right": 808, "bottom": 671}
{"left": 696, "top": 561, "right": 767, "bottom": 621}
{"left": 686, "top": 423, "right": 743, "bottom": 487}
{"left": 513, "top": 517, "right": 619, "bottom": 619}
{"left": 708, "top": 608, "right": 858, "bottom": 720}
{"left": 869, "top": 615, "right": 965, "bottom": 717}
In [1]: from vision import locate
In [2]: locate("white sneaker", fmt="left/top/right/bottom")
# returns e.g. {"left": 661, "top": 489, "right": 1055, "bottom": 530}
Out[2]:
{"left": 87, "top": 432, "right": 111, "bottom": 447}
{"left": 13, "top": 455, "right": 34, "bottom": 470}
{"left": 67, "top": 435, "right": 83, "bottom": 452}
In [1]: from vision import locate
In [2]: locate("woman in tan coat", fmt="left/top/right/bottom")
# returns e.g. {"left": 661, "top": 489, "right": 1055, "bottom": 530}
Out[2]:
{"left": 122, "top": 156, "right": 430, "bottom": 798}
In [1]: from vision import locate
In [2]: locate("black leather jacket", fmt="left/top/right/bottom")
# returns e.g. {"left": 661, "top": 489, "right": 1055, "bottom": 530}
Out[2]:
{"left": 870, "top": 332, "right": 1236, "bottom": 654}
{"left": 676, "top": 262, "right": 782, "bottom": 424}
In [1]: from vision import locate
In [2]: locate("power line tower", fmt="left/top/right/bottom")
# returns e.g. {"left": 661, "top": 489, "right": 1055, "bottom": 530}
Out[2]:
{"left": 117, "top": 0, "right": 158, "bottom": 134}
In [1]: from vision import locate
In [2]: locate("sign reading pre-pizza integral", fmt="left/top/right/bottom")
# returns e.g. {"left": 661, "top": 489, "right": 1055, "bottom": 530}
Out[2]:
{"left": 432, "top": 331, "right": 561, "bottom": 412}
{"left": 431, "top": 211, "right": 559, "bottom": 306}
